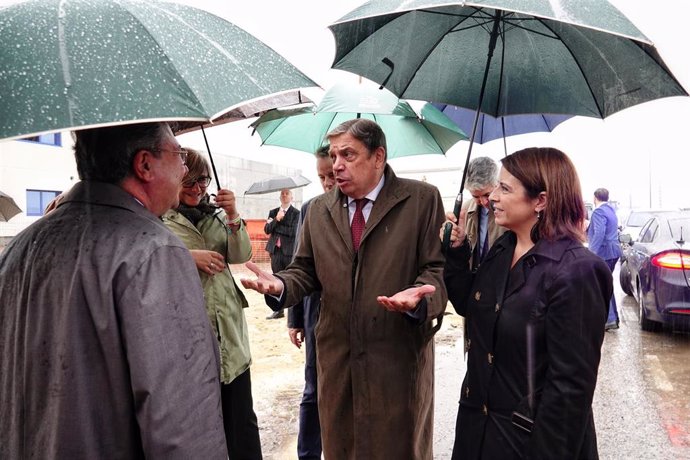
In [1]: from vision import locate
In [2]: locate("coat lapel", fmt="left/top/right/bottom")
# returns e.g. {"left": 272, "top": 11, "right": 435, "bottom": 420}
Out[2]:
{"left": 363, "top": 166, "right": 409, "bottom": 244}
{"left": 327, "top": 189, "right": 355, "bottom": 253}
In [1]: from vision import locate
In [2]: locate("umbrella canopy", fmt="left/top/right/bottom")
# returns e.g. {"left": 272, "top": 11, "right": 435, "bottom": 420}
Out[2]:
{"left": 244, "top": 175, "right": 311, "bottom": 195}
{"left": 0, "top": 0, "right": 317, "bottom": 141}
{"left": 0, "top": 191, "right": 22, "bottom": 222}
{"left": 173, "top": 90, "right": 313, "bottom": 135}
{"left": 329, "top": 0, "right": 687, "bottom": 119}
{"left": 432, "top": 104, "right": 572, "bottom": 145}
{"left": 329, "top": 0, "right": 688, "bottom": 247}
{"left": 250, "top": 83, "right": 467, "bottom": 159}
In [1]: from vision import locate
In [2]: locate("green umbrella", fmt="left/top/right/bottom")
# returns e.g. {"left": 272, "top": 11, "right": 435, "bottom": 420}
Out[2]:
{"left": 250, "top": 83, "right": 467, "bottom": 159}
{"left": 0, "top": 0, "right": 317, "bottom": 141}
{"left": 328, "top": 0, "right": 688, "bottom": 246}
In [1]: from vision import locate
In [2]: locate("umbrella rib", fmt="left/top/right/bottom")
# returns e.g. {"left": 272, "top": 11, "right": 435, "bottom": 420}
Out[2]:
{"left": 535, "top": 17, "right": 604, "bottom": 118}
{"left": 119, "top": 3, "right": 208, "bottom": 115}
{"left": 397, "top": 10, "right": 475, "bottom": 97}
{"left": 492, "top": 23, "right": 507, "bottom": 118}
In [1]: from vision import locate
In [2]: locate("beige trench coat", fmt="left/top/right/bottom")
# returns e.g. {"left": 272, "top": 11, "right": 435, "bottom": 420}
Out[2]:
{"left": 277, "top": 166, "right": 448, "bottom": 459}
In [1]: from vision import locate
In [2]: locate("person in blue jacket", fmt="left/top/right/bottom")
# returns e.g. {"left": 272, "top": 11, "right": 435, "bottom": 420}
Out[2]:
{"left": 588, "top": 187, "right": 623, "bottom": 330}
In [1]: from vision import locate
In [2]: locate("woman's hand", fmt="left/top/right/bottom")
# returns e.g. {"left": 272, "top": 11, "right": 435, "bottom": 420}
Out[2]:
{"left": 214, "top": 188, "right": 239, "bottom": 221}
{"left": 190, "top": 249, "right": 225, "bottom": 276}
{"left": 439, "top": 209, "right": 468, "bottom": 248}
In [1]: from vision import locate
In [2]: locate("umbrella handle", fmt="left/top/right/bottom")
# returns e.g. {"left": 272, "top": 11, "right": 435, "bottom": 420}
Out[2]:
{"left": 442, "top": 193, "right": 463, "bottom": 252}
{"left": 200, "top": 125, "right": 221, "bottom": 190}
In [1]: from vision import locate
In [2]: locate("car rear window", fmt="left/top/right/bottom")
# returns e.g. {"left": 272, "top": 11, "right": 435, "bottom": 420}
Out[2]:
{"left": 627, "top": 213, "right": 653, "bottom": 226}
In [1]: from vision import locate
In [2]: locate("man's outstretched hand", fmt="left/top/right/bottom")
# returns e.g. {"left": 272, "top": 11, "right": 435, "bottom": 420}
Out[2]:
{"left": 377, "top": 285, "right": 436, "bottom": 312}
{"left": 240, "top": 261, "right": 284, "bottom": 296}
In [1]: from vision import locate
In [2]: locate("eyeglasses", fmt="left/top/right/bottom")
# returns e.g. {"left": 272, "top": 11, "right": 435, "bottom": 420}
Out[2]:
{"left": 182, "top": 175, "right": 212, "bottom": 188}
{"left": 153, "top": 147, "right": 188, "bottom": 165}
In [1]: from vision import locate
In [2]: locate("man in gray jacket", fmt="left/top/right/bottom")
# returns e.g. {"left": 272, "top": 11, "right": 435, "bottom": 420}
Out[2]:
{"left": 0, "top": 122, "right": 227, "bottom": 459}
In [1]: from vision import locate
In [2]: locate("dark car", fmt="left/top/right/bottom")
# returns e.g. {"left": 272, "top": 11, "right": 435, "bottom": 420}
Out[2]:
{"left": 618, "top": 209, "right": 677, "bottom": 296}
{"left": 619, "top": 212, "right": 690, "bottom": 331}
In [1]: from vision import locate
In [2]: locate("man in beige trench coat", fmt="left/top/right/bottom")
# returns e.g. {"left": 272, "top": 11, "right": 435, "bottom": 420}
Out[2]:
{"left": 242, "top": 118, "right": 448, "bottom": 459}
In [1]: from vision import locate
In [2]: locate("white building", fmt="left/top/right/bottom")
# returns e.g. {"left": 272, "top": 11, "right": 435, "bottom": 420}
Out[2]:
{"left": 0, "top": 131, "right": 303, "bottom": 250}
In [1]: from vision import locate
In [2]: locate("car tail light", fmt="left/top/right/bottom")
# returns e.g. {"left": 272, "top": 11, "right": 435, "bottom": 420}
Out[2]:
{"left": 651, "top": 251, "right": 690, "bottom": 269}
{"left": 673, "top": 309, "right": 690, "bottom": 315}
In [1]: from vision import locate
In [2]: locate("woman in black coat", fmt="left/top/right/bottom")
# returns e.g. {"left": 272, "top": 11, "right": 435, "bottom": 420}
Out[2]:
{"left": 442, "top": 148, "right": 612, "bottom": 459}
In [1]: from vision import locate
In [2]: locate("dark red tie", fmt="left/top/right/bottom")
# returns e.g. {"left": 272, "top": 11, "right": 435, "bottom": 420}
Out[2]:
{"left": 351, "top": 199, "right": 367, "bottom": 252}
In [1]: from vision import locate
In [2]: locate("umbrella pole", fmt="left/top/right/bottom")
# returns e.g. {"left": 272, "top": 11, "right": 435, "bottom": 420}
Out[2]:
{"left": 200, "top": 125, "right": 221, "bottom": 190}
{"left": 443, "top": 11, "right": 502, "bottom": 249}
{"left": 501, "top": 117, "right": 508, "bottom": 157}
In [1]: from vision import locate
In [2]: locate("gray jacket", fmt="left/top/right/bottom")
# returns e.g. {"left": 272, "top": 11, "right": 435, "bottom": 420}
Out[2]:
{"left": 0, "top": 181, "right": 227, "bottom": 459}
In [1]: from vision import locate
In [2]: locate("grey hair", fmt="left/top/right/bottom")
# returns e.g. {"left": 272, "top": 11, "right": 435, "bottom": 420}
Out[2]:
{"left": 465, "top": 156, "right": 499, "bottom": 191}
{"left": 74, "top": 122, "right": 170, "bottom": 184}
{"left": 326, "top": 118, "right": 387, "bottom": 161}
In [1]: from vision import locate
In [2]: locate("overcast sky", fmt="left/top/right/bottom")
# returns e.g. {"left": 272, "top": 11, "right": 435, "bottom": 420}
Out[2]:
{"left": 167, "top": 0, "right": 690, "bottom": 210}
{"left": 3, "top": 0, "right": 689, "bottom": 209}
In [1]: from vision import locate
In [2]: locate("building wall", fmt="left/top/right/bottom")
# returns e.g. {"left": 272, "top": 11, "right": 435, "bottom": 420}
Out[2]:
{"left": 0, "top": 132, "right": 304, "bottom": 253}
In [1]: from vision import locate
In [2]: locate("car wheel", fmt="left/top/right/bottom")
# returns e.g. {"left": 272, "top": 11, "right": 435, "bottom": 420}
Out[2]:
{"left": 639, "top": 290, "right": 661, "bottom": 332}
{"left": 619, "top": 261, "right": 633, "bottom": 296}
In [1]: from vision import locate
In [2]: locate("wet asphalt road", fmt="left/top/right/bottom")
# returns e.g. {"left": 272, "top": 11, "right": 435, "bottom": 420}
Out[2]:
{"left": 432, "top": 264, "right": 690, "bottom": 459}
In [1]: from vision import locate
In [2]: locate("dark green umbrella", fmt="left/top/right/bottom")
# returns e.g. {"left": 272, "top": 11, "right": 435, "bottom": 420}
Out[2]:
{"left": 0, "top": 0, "right": 317, "bottom": 142}
{"left": 328, "top": 0, "right": 688, "bottom": 246}
{"left": 250, "top": 83, "right": 467, "bottom": 159}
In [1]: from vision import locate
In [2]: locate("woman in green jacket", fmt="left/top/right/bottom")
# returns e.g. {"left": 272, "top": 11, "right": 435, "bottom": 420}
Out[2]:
{"left": 162, "top": 148, "right": 262, "bottom": 459}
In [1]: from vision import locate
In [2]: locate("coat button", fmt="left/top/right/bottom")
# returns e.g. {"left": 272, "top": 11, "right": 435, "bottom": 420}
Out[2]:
{"left": 488, "top": 353, "right": 494, "bottom": 364}
{"left": 474, "top": 291, "right": 481, "bottom": 301}
{"left": 465, "top": 338, "right": 471, "bottom": 350}
{"left": 482, "top": 404, "right": 488, "bottom": 415}
{"left": 465, "top": 387, "right": 470, "bottom": 398}
{"left": 495, "top": 303, "right": 501, "bottom": 312}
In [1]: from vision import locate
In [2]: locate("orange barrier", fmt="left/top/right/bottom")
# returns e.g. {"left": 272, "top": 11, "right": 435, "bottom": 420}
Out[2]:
{"left": 244, "top": 219, "right": 271, "bottom": 264}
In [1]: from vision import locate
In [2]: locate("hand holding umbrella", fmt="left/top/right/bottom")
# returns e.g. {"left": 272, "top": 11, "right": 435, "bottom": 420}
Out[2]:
{"left": 213, "top": 188, "right": 240, "bottom": 224}
{"left": 439, "top": 210, "right": 468, "bottom": 250}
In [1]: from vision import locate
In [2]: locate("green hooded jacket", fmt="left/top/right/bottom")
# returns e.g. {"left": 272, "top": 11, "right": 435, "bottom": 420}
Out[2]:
{"left": 162, "top": 208, "right": 253, "bottom": 383}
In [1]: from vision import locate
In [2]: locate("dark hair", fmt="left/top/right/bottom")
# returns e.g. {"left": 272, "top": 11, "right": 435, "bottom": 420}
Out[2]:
{"left": 182, "top": 147, "right": 211, "bottom": 183}
{"left": 594, "top": 188, "right": 609, "bottom": 202}
{"left": 326, "top": 118, "right": 387, "bottom": 161}
{"left": 501, "top": 147, "right": 586, "bottom": 243}
{"left": 74, "top": 122, "right": 169, "bottom": 184}
{"left": 315, "top": 144, "right": 330, "bottom": 158}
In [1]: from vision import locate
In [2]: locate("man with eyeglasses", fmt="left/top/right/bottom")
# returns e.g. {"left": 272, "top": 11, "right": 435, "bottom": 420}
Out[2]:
{"left": 0, "top": 122, "right": 227, "bottom": 459}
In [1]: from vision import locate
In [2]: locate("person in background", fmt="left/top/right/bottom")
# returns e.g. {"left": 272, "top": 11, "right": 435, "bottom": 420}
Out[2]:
{"left": 0, "top": 122, "right": 227, "bottom": 459}
{"left": 162, "top": 148, "right": 262, "bottom": 459}
{"left": 242, "top": 118, "right": 447, "bottom": 459}
{"left": 263, "top": 188, "right": 300, "bottom": 319}
{"left": 287, "top": 145, "right": 335, "bottom": 460}
{"left": 457, "top": 156, "right": 506, "bottom": 271}
{"left": 587, "top": 187, "right": 623, "bottom": 331}
{"left": 442, "top": 147, "right": 611, "bottom": 459}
